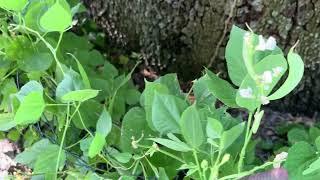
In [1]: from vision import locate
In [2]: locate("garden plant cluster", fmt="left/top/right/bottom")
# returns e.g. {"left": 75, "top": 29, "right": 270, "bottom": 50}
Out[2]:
{"left": 0, "top": 0, "right": 319, "bottom": 180}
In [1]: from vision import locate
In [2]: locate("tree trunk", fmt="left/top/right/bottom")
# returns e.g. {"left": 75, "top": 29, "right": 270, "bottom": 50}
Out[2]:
{"left": 83, "top": 0, "right": 320, "bottom": 116}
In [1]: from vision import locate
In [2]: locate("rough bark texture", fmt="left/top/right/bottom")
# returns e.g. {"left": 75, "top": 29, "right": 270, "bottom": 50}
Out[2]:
{"left": 83, "top": 0, "right": 320, "bottom": 116}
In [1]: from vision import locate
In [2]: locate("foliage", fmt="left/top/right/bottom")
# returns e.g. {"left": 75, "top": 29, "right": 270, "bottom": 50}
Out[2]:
{"left": 0, "top": 1, "right": 307, "bottom": 180}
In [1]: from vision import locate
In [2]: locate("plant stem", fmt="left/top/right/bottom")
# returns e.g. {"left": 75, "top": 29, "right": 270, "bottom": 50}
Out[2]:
{"left": 55, "top": 103, "right": 71, "bottom": 179}
{"left": 238, "top": 112, "right": 253, "bottom": 173}
{"left": 193, "top": 150, "right": 204, "bottom": 180}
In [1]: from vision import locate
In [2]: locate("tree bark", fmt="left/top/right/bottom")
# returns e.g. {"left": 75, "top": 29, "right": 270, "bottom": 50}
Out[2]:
{"left": 83, "top": 0, "right": 320, "bottom": 116}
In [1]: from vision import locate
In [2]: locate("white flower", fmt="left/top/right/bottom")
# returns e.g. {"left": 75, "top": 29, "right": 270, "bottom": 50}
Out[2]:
{"left": 272, "top": 66, "right": 284, "bottom": 77}
{"left": 273, "top": 152, "right": 288, "bottom": 168}
{"left": 260, "top": 96, "right": 270, "bottom": 105}
{"left": 239, "top": 87, "right": 254, "bottom": 98}
{"left": 256, "top": 35, "right": 277, "bottom": 51}
{"left": 260, "top": 71, "right": 273, "bottom": 84}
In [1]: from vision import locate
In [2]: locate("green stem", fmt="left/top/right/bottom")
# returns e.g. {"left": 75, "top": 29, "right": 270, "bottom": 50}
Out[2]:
{"left": 238, "top": 112, "right": 253, "bottom": 173}
{"left": 193, "top": 150, "right": 204, "bottom": 180}
{"left": 55, "top": 103, "right": 71, "bottom": 179}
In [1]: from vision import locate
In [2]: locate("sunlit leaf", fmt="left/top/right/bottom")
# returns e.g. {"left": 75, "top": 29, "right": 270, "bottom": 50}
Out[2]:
{"left": 39, "top": 0, "right": 72, "bottom": 32}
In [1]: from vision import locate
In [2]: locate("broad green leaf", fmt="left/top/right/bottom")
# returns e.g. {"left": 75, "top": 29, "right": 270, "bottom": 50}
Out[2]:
{"left": 40, "top": 0, "right": 72, "bottom": 32}
{"left": 88, "top": 133, "right": 105, "bottom": 158}
{"left": 142, "top": 81, "right": 169, "bottom": 130}
{"left": 288, "top": 128, "right": 309, "bottom": 144}
{"left": 236, "top": 54, "right": 288, "bottom": 111}
{"left": 206, "top": 118, "right": 223, "bottom": 139}
{"left": 193, "top": 76, "right": 216, "bottom": 107}
{"left": 220, "top": 122, "right": 245, "bottom": 151}
{"left": 34, "top": 144, "right": 66, "bottom": 177}
{"left": 205, "top": 69, "right": 238, "bottom": 108}
{"left": 16, "top": 81, "right": 43, "bottom": 102}
{"left": 72, "top": 100, "right": 102, "bottom": 129}
{"left": 18, "top": 52, "right": 53, "bottom": 72}
{"left": 252, "top": 110, "right": 264, "bottom": 134}
{"left": 303, "top": 157, "right": 320, "bottom": 175}
{"left": 14, "top": 92, "right": 45, "bottom": 125}
{"left": 61, "top": 89, "right": 99, "bottom": 102}
{"left": 180, "top": 105, "right": 204, "bottom": 148}
{"left": 96, "top": 108, "right": 112, "bottom": 137}
{"left": 110, "top": 152, "right": 132, "bottom": 163}
{"left": 15, "top": 139, "right": 49, "bottom": 167}
{"left": 309, "top": 127, "right": 320, "bottom": 143}
{"left": 159, "top": 167, "right": 170, "bottom": 180}
{"left": 56, "top": 69, "right": 84, "bottom": 99}
{"left": 0, "top": 0, "right": 27, "bottom": 11}
{"left": 149, "top": 138, "right": 192, "bottom": 152}
{"left": 268, "top": 48, "right": 304, "bottom": 100}
{"left": 156, "top": 73, "right": 181, "bottom": 96}
{"left": 285, "top": 141, "right": 320, "bottom": 180}
{"left": 152, "top": 93, "right": 188, "bottom": 134}
{"left": 120, "top": 107, "right": 155, "bottom": 153}
{"left": 225, "top": 25, "right": 251, "bottom": 86}
{"left": 0, "top": 113, "right": 16, "bottom": 131}
{"left": 125, "top": 89, "right": 141, "bottom": 105}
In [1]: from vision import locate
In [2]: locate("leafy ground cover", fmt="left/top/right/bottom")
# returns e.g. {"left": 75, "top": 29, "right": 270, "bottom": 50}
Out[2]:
{"left": 0, "top": 0, "right": 318, "bottom": 180}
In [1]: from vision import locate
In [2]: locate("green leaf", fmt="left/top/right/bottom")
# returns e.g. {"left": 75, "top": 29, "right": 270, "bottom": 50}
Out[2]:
{"left": 252, "top": 110, "right": 264, "bottom": 134}
{"left": 220, "top": 122, "right": 245, "bottom": 151}
{"left": 0, "top": 113, "right": 16, "bottom": 131}
{"left": 0, "top": 0, "right": 28, "bottom": 11}
{"left": 110, "top": 152, "right": 132, "bottom": 163}
{"left": 142, "top": 81, "right": 169, "bottom": 130}
{"left": 88, "top": 133, "right": 105, "bottom": 158}
{"left": 40, "top": 0, "right": 72, "bottom": 32}
{"left": 75, "top": 57, "right": 91, "bottom": 89}
{"left": 61, "top": 89, "right": 99, "bottom": 102}
{"left": 268, "top": 48, "right": 304, "bottom": 100}
{"left": 225, "top": 25, "right": 251, "bottom": 86}
{"left": 149, "top": 138, "right": 192, "bottom": 152}
{"left": 315, "top": 136, "right": 320, "bottom": 151}
{"left": 18, "top": 52, "right": 53, "bottom": 72}
{"left": 193, "top": 76, "right": 216, "bottom": 107}
{"left": 56, "top": 69, "right": 84, "bottom": 99}
{"left": 159, "top": 167, "right": 170, "bottom": 180}
{"left": 88, "top": 108, "right": 112, "bottom": 158}
{"left": 285, "top": 141, "right": 320, "bottom": 180}
{"left": 303, "top": 157, "right": 320, "bottom": 175}
{"left": 125, "top": 89, "right": 141, "bottom": 105}
{"left": 16, "top": 80, "right": 43, "bottom": 102}
{"left": 14, "top": 92, "right": 45, "bottom": 125}
{"left": 120, "top": 107, "right": 155, "bottom": 153}
{"left": 288, "top": 128, "right": 309, "bottom": 144}
{"left": 205, "top": 69, "right": 238, "bottom": 108}
{"left": 152, "top": 93, "right": 188, "bottom": 134}
{"left": 180, "top": 105, "right": 204, "bottom": 148}
{"left": 34, "top": 144, "right": 66, "bottom": 176}
{"left": 155, "top": 73, "right": 181, "bottom": 96}
{"left": 206, "top": 118, "right": 223, "bottom": 139}
{"left": 236, "top": 54, "right": 288, "bottom": 111}
{"left": 96, "top": 108, "right": 112, "bottom": 137}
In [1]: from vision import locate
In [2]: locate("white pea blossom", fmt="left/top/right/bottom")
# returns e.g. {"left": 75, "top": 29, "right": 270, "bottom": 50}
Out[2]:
{"left": 260, "top": 71, "right": 273, "bottom": 84}
{"left": 273, "top": 152, "right": 288, "bottom": 168}
{"left": 239, "top": 87, "right": 254, "bottom": 98}
{"left": 272, "top": 66, "right": 284, "bottom": 77}
{"left": 260, "top": 96, "right": 270, "bottom": 105}
{"left": 256, "top": 35, "right": 277, "bottom": 51}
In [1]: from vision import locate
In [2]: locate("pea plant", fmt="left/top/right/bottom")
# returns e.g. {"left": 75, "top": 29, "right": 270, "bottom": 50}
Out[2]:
{"left": 0, "top": 0, "right": 308, "bottom": 180}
